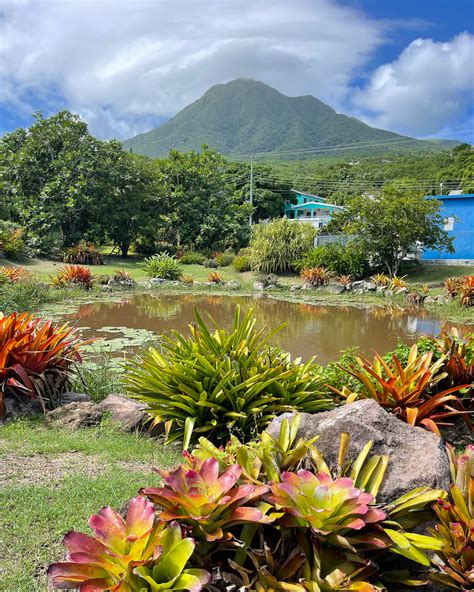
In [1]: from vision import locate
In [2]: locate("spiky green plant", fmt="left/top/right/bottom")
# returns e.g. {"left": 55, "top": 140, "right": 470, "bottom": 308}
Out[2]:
{"left": 144, "top": 253, "right": 182, "bottom": 280}
{"left": 125, "top": 306, "right": 332, "bottom": 446}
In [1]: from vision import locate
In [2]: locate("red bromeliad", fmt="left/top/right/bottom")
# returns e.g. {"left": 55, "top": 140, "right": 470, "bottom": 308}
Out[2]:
{"left": 141, "top": 456, "right": 272, "bottom": 541}
{"left": 48, "top": 496, "right": 209, "bottom": 592}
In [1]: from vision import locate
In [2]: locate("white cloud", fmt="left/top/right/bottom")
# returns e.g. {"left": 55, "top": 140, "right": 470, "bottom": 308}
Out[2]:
{"left": 0, "top": 0, "right": 385, "bottom": 138}
{"left": 353, "top": 33, "right": 474, "bottom": 136}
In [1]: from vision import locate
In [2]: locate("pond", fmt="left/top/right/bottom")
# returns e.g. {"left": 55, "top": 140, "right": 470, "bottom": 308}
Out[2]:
{"left": 59, "top": 293, "right": 468, "bottom": 365}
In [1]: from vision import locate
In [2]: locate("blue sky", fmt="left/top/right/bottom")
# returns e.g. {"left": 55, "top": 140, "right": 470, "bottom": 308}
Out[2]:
{"left": 0, "top": 0, "right": 473, "bottom": 142}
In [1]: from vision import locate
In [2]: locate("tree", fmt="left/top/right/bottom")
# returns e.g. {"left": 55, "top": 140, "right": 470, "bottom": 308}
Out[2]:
{"left": 331, "top": 186, "right": 454, "bottom": 277}
{"left": 0, "top": 111, "right": 147, "bottom": 252}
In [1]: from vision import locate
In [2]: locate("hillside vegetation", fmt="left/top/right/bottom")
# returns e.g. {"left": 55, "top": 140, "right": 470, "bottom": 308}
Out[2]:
{"left": 123, "top": 79, "right": 456, "bottom": 158}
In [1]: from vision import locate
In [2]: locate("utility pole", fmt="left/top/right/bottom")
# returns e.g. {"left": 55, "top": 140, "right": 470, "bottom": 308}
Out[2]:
{"left": 440, "top": 182, "right": 443, "bottom": 196}
{"left": 249, "top": 154, "right": 254, "bottom": 226}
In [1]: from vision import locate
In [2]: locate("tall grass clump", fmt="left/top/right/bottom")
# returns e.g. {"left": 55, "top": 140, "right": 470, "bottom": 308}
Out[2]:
{"left": 70, "top": 354, "right": 124, "bottom": 403}
{"left": 0, "top": 280, "right": 80, "bottom": 315}
{"left": 249, "top": 218, "right": 316, "bottom": 274}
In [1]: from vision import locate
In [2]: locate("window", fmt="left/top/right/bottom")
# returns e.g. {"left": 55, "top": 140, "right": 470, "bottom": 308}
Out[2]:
{"left": 443, "top": 216, "right": 454, "bottom": 231}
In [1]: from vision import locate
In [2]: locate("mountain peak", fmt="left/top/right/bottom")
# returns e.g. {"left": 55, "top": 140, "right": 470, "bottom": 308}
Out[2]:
{"left": 123, "top": 79, "right": 408, "bottom": 158}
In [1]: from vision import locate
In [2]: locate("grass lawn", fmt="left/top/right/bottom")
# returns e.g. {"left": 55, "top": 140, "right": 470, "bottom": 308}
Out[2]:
{"left": 404, "top": 264, "right": 473, "bottom": 285}
{"left": 0, "top": 419, "right": 181, "bottom": 592}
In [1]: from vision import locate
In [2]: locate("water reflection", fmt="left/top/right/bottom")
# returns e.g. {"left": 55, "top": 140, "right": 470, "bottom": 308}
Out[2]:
{"left": 62, "top": 294, "right": 467, "bottom": 365}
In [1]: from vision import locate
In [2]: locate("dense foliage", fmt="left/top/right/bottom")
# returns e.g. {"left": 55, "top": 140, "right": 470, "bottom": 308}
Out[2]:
{"left": 0, "top": 312, "right": 87, "bottom": 417}
{"left": 249, "top": 218, "right": 316, "bottom": 274}
{"left": 144, "top": 253, "right": 182, "bottom": 280}
{"left": 328, "top": 186, "right": 453, "bottom": 277}
{"left": 297, "top": 242, "right": 368, "bottom": 278}
{"left": 49, "top": 417, "right": 448, "bottom": 592}
{"left": 125, "top": 307, "right": 332, "bottom": 446}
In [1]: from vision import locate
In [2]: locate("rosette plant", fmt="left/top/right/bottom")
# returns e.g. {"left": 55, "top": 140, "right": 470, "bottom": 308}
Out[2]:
{"left": 141, "top": 456, "right": 271, "bottom": 541}
{"left": 48, "top": 496, "right": 209, "bottom": 591}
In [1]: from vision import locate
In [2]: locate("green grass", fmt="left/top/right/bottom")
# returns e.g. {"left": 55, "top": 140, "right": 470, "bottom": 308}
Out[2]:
{"left": 404, "top": 265, "right": 473, "bottom": 285}
{"left": 0, "top": 420, "right": 180, "bottom": 591}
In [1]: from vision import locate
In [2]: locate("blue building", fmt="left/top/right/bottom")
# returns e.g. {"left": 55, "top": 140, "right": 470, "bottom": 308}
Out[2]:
{"left": 284, "top": 190, "right": 344, "bottom": 230}
{"left": 422, "top": 194, "right": 474, "bottom": 264}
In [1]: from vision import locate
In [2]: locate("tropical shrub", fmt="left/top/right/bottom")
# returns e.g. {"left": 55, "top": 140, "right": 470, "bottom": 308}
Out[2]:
{"left": 337, "top": 274, "right": 352, "bottom": 286}
{"left": 249, "top": 218, "right": 316, "bottom": 274}
{"left": 125, "top": 306, "right": 332, "bottom": 446}
{"left": 429, "top": 444, "right": 474, "bottom": 589}
{"left": 0, "top": 225, "right": 25, "bottom": 259}
{"left": 389, "top": 275, "right": 407, "bottom": 291}
{"left": 214, "top": 251, "right": 234, "bottom": 267}
{"left": 0, "top": 312, "right": 88, "bottom": 417}
{"left": 207, "top": 270, "right": 223, "bottom": 283}
{"left": 52, "top": 265, "right": 94, "bottom": 289}
{"left": 112, "top": 268, "right": 134, "bottom": 283}
{"left": 202, "top": 258, "right": 218, "bottom": 268}
{"left": 444, "top": 276, "right": 464, "bottom": 297}
{"left": 144, "top": 253, "right": 181, "bottom": 280}
{"left": 181, "top": 273, "right": 194, "bottom": 285}
{"left": 179, "top": 251, "right": 206, "bottom": 265}
{"left": 0, "top": 265, "right": 32, "bottom": 283}
{"left": 296, "top": 242, "right": 368, "bottom": 278}
{"left": 371, "top": 272, "right": 390, "bottom": 287}
{"left": 63, "top": 240, "right": 103, "bottom": 265}
{"left": 233, "top": 254, "right": 251, "bottom": 272}
{"left": 300, "top": 266, "right": 333, "bottom": 287}
{"left": 333, "top": 344, "right": 471, "bottom": 435}
{"left": 460, "top": 276, "right": 474, "bottom": 307}
{"left": 50, "top": 422, "right": 447, "bottom": 592}
{"left": 48, "top": 496, "right": 209, "bottom": 592}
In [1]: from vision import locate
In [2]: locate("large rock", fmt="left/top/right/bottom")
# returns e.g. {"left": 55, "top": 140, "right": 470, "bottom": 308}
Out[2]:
{"left": 97, "top": 394, "right": 147, "bottom": 432}
{"left": 267, "top": 400, "right": 450, "bottom": 503}
{"left": 57, "top": 392, "right": 93, "bottom": 406}
{"left": 327, "top": 284, "right": 345, "bottom": 294}
{"left": 46, "top": 401, "right": 103, "bottom": 430}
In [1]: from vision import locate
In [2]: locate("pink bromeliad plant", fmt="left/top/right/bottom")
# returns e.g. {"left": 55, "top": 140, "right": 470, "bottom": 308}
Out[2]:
{"left": 48, "top": 496, "right": 209, "bottom": 591}
{"left": 141, "top": 456, "right": 272, "bottom": 541}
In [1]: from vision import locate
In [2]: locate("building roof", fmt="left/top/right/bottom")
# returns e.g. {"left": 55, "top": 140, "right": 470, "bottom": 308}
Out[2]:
{"left": 287, "top": 201, "right": 344, "bottom": 210}
{"left": 426, "top": 194, "right": 474, "bottom": 200}
{"left": 291, "top": 189, "right": 326, "bottom": 201}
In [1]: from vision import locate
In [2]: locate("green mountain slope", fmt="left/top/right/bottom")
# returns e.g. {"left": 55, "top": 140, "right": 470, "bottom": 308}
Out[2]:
{"left": 122, "top": 79, "right": 454, "bottom": 158}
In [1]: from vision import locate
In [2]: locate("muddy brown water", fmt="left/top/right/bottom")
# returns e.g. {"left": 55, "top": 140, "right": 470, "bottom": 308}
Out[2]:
{"left": 60, "top": 293, "right": 471, "bottom": 365}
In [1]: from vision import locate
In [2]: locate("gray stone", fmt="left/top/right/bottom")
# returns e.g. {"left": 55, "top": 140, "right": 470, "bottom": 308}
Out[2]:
{"left": 226, "top": 280, "right": 241, "bottom": 291}
{"left": 253, "top": 281, "right": 265, "bottom": 291}
{"left": 328, "top": 284, "right": 345, "bottom": 294}
{"left": 424, "top": 296, "right": 437, "bottom": 304}
{"left": 46, "top": 401, "right": 103, "bottom": 430}
{"left": 3, "top": 393, "right": 44, "bottom": 420}
{"left": 376, "top": 286, "right": 386, "bottom": 293}
{"left": 57, "top": 392, "right": 92, "bottom": 406}
{"left": 290, "top": 284, "right": 300, "bottom": 292}
{"left": 148, "top": 278, "right": 167, "bottom": 287}
{"left": 98, "top": 394, "right": 147, "bottom": 432}
{"left": 265, "top": 284, "right": 277, "bottom": 290}
{"left": 267, "top": 400, "right": 450, "bottom": 503}
{"left": 365, "top": 282, "right": 377, "bottom": 291}
{"left": 351, "top": 280, "right": 366, "bottom": 291}
{"left": 384, "top": 289, "right": 394, "bottom": 298}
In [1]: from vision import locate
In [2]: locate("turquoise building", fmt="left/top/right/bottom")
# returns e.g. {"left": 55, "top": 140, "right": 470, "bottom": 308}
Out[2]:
{"left": 284, "top": 190, "right": 344, "bottom": 229}
{"left": 422, "top": 194, "right": 474, "bottom": 265}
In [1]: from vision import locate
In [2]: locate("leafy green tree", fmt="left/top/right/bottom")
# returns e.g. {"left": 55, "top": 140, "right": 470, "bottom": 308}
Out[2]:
{"left": 331, "top": 186, "right": 454, "bottom": 277}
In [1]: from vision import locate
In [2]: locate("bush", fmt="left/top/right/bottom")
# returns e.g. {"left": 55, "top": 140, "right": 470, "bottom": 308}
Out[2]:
{"left": 297, "top": 242, "right": 368, "bottom": 278}
{"left": 203, "top": 258, "right": 218, "bottom": 268}
{"left": 214, "top": 251, "right": 234, "bottom": 267}
{"left": 0, "top": 223, "right": 25, "bottom": 259}
{"left": 300, "top": 266, "right": 333, "bottom": 287}
{"left": 0, "top": 265, "right": 32, "bottom": 283}
{"left": 63, "top": 241, "right": 103, "bottom": 265}
{"left": 125, "top": 306, "right": 332, "bottom": 445}
{"left": 207, "top": 271, "right": 223, "bottom": 283}
{"left": 249, "top": 218, "right": 316, "bottom": 274}
{"left": 48, "top": 418, "right": 447, "bottom": 592}
{"left": 144, "top": 253, "right": 181, "bottom": 280}
{"left": 233, "top": 254, "right": 251, "bottom": 272}
{"left": 0, "top": 312, "right": 87, "bottom": 417}
{"left": 52, "top": 265, "right": 94, "bottom": 290}
{"left": 179, "top": 251, "right": 206, "bottom": 265}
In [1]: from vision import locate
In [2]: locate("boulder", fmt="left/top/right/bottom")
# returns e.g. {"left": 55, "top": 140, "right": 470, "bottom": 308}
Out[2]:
{"left": 351, "top": 280, "right": 366, "bottom": 291}
{"left": 327, "top": 284, "right": 345, "bottom": 294}
{"left": 267, "top": 399, "right": 450, "bottom": 503}
{"left": 364, "top": 282, "right": 377, "bottom": 291}
{"left": 226, "top": 280, "right": 241, "bottom": 291}
{"left": 290, "top": 284, "right": 300, "bottom": 292}
{"left": 98, "top": 394, "right": 148, "bottom": 432}
{"left": 253, "top": 281, "right": 265, "bottom": 291}
{"left": 46, "top": 401, "right": 103, "bottom": 430}
{"left": 57, "top": 392, "right": 92, "bottom": 406}
{"left": 148, "top": 278, "right": 167, "bottom": 287}
{"left": 3, "top": 393, "right": 44, "bottom": 421}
